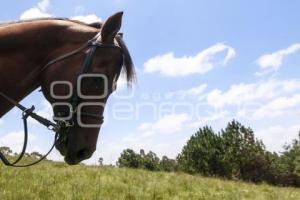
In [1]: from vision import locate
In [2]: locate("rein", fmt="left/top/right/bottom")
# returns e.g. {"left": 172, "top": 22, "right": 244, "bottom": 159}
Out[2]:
{"left": 0, "top": 33, "right": 121, "bottom": 167}
{"left": 0, "top": 92, "right": 59, "bottom": 167}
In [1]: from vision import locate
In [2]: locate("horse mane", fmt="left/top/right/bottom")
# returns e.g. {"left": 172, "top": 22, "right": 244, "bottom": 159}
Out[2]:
{"left": 0, "top": 17, "right": 135, "bottom": 84}
{"left": 116, "top": 35, "right": 135, "bottom": 84}
{"left": 0, "top": 17, "right": 102, "bottom": 28}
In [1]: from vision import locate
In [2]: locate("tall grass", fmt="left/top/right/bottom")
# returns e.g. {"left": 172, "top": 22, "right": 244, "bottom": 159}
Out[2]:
{"left": 0, "top": 161, "right": 299, "bottom": 200}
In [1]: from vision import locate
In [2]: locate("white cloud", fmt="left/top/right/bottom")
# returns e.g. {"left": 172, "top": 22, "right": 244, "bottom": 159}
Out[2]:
{"left": 138, "top": 113, "right": 191, "bottom": 137}
{"left": 0, "top": 131, "right": 36, "bottom": 152}
{"left": 256, "top": 124, "right": 300, "bottom": 152}
{"left": 38, "top": 100, "right": 53, "bottom": 118}
{"left": 256, "top": 43, "right": 300, "bottom": 74}
{"left": 203, "top": 78, "right": 300, "bottom": 120}
{"left": 37, "top": 0, "right": 50, "bottom": 12}
{"left": 191, "top": 110, "right": 230, "bottom": 128}
{"left": 144, "top": 43, "right": 236, "bottom": 77}
{"left": 20, "top": 0, "right": 52, "bottom": 20}
{"left": 89, "top": 113, "right": 193, "bottom": 164}
{"left": 20, "top": 0, "right": 101, "bottom": 24}
{"left": 71, "top": 14, "right": 102, "bottom": 24}
{"left": 251, "top": 94, "right": 300, "bottom": 119}
{"left": 168, "top": 84, "right": 208, "bottom": 99}
{"left": 206, "top": 79, "right": 300, "bottom": 108}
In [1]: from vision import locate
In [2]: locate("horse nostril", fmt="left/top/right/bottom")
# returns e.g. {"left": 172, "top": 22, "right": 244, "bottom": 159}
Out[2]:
{"left": 77, "top": 149, "right": 92, "bottom": 160}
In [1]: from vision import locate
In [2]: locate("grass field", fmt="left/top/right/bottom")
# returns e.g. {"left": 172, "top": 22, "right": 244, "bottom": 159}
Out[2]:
{"left": 0, "top": 161, "right": 300, "bottom": 200}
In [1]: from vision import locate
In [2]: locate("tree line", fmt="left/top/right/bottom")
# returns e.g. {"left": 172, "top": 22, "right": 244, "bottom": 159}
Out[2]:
{"left": 117, "top": 120, "right": 300, "bottom": 187}
{"left": 1, "top": 120, "right": 299, "bottom": 187}
{"left": 0, "top": 147, "right": 44, "bottom": 159}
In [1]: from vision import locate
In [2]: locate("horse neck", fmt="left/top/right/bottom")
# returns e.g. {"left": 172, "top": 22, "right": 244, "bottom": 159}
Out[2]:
{"left": 0, "top": 20, "right": 97, "bottom": 117}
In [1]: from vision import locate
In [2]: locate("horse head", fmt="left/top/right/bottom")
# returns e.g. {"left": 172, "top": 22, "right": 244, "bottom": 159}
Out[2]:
{"left": 40, "top": 12, "right": 135, "bottom": 164}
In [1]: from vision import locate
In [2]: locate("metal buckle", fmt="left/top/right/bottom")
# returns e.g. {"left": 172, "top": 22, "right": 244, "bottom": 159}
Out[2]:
{"left": 22, "top": 106, "right": 35, "bottom": 118}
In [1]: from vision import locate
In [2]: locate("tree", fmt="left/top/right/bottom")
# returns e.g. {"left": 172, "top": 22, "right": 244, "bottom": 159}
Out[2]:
{"left": 117, "top": 149, "right": 142, "bottom": 168}
{"left": 25, "top": 153, "right": 31, "bottom": 157}
{"left": 273, "top": 132, "right": 300, "bottom": 186}
{"left": 115, "top": 126, "right": 300, "bottom": 187}
{"left": 294, "top": 156, "right": 300, "bottom": 176}
{"left": 289, "top": 132, "right": 300, "bottom": 177}
{"left": 141, "top": 151, "right": 160, "bottom": 171}
{"left": 0, "top": 146, "right": 12, "bottom": 155}
{"left": 220, "top": 120, "right": 269, "bottom": 181}
{"left": 98, "top": 157, "right": 104, "bottom": 166}
{"left": 177, "top": 120, "right": 272, "bottom": 183}
{"left": 140, "top": 149, "right": 145, "bottom": 157}
{"left": 177, "top": 126, "right": 223, "bottom": 175}
{"left": 159, "top": 156, "right": 178, "bottom": 172}
{"left": 30, "top": 151, "right": 43, "bottom": 159}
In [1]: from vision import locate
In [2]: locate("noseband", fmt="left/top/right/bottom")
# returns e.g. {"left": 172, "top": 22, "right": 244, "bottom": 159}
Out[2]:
{"left": 0, "top": 33, "right": 122, "bottom": 167}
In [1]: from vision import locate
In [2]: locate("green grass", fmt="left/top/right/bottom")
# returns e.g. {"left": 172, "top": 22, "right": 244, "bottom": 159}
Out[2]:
{"left": 0, "top": 161, "right": 299, "bottom": 200}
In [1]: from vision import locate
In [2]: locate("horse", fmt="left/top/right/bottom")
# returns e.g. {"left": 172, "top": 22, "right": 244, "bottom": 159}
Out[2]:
{"left": 0, "top": 12, "right": 135, "bottom": 165}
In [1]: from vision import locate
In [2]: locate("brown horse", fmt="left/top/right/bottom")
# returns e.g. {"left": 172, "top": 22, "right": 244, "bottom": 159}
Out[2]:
{"left": 0, "top": 12, "right": 135, "bottom": 165}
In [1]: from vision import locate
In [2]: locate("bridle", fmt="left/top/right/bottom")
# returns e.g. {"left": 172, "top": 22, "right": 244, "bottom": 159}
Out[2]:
{"left": 0, "top": 33, "right": 122, "bottom": 167}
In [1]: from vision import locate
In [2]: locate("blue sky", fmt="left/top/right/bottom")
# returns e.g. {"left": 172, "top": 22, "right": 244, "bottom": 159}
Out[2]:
{"left": 0, "top": 0, "right": 300, "bottom": 164}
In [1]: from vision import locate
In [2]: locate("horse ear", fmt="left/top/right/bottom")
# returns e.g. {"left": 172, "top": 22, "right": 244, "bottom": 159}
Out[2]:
{"left": 99, "top": 12, "right": 123, "bottom": 43}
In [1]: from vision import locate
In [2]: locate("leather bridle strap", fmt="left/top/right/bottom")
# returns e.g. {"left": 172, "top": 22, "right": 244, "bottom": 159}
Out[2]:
{"left": 0, "top": 92, "right": 58, "bottom": 130}
{"left": 39, "top": 33, "right": 102, "bottom": 74}
{"left": 39, "top": 42, "right": 90, "bottom": 74}
{"left": 68, "top": 41, "right": 120, "bottom": 123}
{"left": 0, "top": 92, "right": 59, "bottom": 167}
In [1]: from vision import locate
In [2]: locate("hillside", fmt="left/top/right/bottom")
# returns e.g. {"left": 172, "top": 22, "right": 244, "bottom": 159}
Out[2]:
{"left": 0, "top": 161, "right": 299, "bottom": 200}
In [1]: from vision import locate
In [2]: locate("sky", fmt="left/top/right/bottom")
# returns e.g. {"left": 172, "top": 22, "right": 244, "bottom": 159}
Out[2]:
{"left": 0, "top": 0, "right": 300, "bottom": 165}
